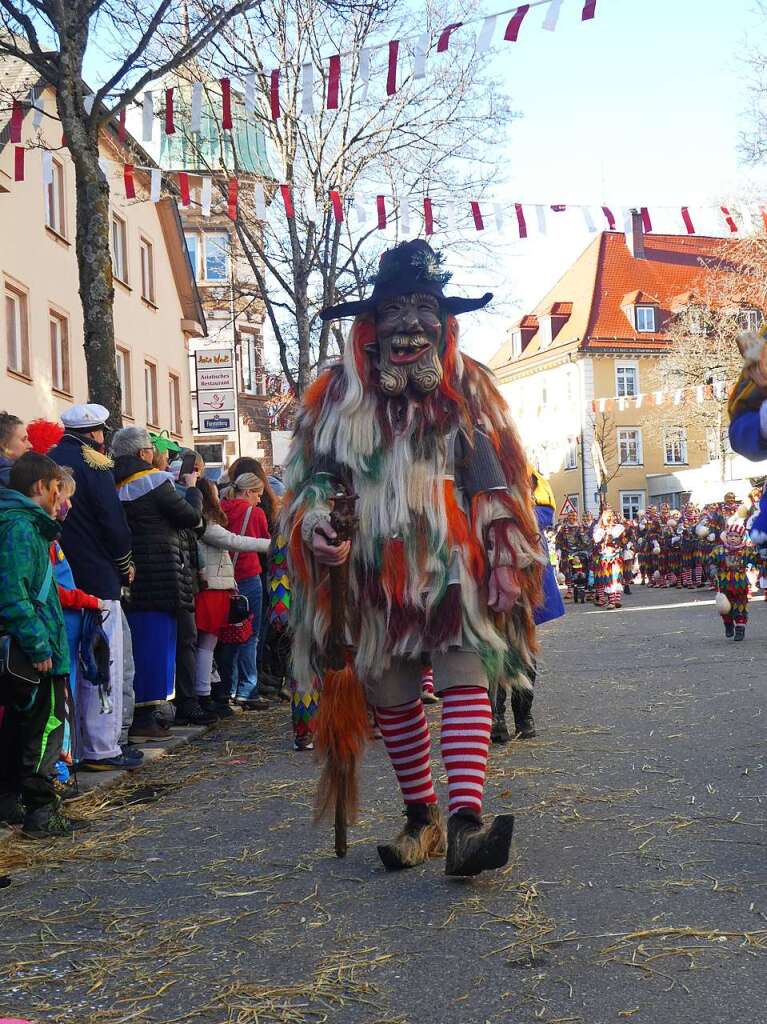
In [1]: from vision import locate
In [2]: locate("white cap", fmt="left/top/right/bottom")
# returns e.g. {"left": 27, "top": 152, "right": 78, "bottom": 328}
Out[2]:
{"left": 60, "top": 403, "right": 110, "bottom": 430}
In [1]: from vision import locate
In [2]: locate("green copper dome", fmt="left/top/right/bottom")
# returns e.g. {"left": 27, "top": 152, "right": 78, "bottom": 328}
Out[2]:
{"left": 158, "top": 85, "right": 271, "bottom": 177}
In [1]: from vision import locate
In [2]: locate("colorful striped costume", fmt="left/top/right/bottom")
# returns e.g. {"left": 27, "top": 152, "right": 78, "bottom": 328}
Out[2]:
{"left": 263, "top": 533, "right": 319, "bottom": 748}
{"left": 592, "top": 520, "right": 625, "bottom": 608}
{"left": 709, "top": 545, "right": 750, "bottom": 624}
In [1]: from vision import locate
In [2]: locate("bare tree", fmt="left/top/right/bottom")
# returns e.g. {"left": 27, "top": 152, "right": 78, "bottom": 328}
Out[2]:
{"left": 591, "top": 410, "right": 622, "bottom": 509}
{"left": 0, "top": 1, "right": 254, "bottom": 425}
{"left": 167, "top": 0, "right": 515, "bottom": 394}
{"left": 740, "top": 0, "right": 767, "bottom": 164}
{"left": 647, "top": 240, "right": 767, "bottom": 477}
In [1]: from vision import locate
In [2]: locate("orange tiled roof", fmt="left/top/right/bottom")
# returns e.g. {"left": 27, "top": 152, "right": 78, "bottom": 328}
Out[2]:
{"left": 489, "top": 231, "right": 746, "bottom": 372}
{"left": 586, "top": 232, "right": 729, "bottom": 344}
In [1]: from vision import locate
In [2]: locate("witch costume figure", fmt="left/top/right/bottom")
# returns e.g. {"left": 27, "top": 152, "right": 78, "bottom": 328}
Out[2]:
{"left": 283, "top": 240, "right": 544, "bottom": 877}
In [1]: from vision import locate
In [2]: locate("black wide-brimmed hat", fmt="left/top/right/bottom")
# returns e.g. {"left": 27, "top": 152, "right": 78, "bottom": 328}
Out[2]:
{"left": 319, "top": 239, "right": 493, "bottom": 321}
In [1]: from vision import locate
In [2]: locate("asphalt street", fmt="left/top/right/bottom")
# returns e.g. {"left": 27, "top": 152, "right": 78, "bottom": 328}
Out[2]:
{"left": 1, "top": 586, "right": 765, "bottom": 1024}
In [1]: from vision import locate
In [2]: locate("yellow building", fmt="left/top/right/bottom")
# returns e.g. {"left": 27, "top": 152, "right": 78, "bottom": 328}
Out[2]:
{"left": 489, "top": 217, "right": 762, "bottom": 517}
{"left": 0, "top": 59, "right": 204, "bottom": 442}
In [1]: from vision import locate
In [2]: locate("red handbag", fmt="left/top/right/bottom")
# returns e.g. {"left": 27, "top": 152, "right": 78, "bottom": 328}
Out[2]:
{"left": 219, "top": 615, "right": 253, "bottom": 646}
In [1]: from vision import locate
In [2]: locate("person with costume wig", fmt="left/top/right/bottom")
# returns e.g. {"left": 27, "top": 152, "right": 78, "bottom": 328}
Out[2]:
{"left": 283, "top": 240, "right": 544, "bottom": 877}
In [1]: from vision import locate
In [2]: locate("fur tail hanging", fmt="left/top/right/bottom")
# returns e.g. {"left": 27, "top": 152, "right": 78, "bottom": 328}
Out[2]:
{"left": 313, "top": 660, "right": 369, "bottom": 857}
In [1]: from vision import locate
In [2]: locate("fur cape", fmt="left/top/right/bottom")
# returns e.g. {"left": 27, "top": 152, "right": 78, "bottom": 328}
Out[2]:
{"left": 282, "top": 314, "right": 544, "bottom": 695}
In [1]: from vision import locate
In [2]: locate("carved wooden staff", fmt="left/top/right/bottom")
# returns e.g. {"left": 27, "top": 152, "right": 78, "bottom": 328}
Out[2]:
{"left": 326, "top": 490, "right": 359, "bottom": 858}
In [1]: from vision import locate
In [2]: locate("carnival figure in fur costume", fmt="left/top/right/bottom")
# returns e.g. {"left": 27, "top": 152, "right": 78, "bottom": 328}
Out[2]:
{"left": 709, "top": 521, "right": 751, "bottom": 640}
{"left": 283, "top": 240, "right": 544, "bottom": 877}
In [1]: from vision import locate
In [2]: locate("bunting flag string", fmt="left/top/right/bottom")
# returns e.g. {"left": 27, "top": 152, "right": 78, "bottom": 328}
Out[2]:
{"left": 227, "top": 177, "right": 239, "bottom": 221}
{"left": 178, "top": 171, "right": 191, "bottom": 207}
{"left": 163, "top": 88, "right": 175, "bottom": 135}
{"left": 221, "top": 78, "right": 233, "bottom": 130}
{"left": 5, "top": 0, "right": 599, "bottom": 139}
{"left": 17, "top": 142, "right": 761, "bottom": 247}
{"left": 601, "top": 206, "right": 616, "bottom": 230}
{"left": 327, "top": 56, "right": 341, "bottom": 110}
{"left": 587, "top": 380, "right": 730, "bottom": 417}
{"left": 123, "top": 163, "right": 136, "bottom": 200}
{"left": 279, "top": 183, "right": 294, "bottom": 217}
{"left": 423, "top": 197, "right": 434, "bottom": 235}
{"left": 505, "top": 6, "right": 530, "bottom": 41}
{"left": 386, "top": 40, "right": 399, "bottom": 96}
{"left": 270, "top": 70, "right": 281, "bottom": 120}
{"left": 376, "top": 194, "right": 387, "bottom": 229}
{"left": 721, "top": 206, "right": 738, "bottom": 234}
{"left": 9, "top": 97, "right": 23, "bottom": 143}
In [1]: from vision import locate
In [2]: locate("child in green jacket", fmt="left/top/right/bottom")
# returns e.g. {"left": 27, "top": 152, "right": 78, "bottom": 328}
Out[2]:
{"left": 0, "top": 453, "right": 88, "bottom": 839}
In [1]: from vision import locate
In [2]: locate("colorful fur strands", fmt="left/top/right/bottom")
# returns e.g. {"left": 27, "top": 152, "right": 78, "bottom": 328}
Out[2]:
{"left": 283, "top": 314, "right": 544, "bottom": 700}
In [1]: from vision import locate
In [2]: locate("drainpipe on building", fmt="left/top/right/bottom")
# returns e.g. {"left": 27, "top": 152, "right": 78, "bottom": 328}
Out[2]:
{"left": 229, "top": 251, "right": 243, "bottom": 459}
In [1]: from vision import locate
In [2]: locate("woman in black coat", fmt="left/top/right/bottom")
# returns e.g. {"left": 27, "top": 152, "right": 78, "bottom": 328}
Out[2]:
{"left": 112, "top": 427, "right": 203, "bottom": 733}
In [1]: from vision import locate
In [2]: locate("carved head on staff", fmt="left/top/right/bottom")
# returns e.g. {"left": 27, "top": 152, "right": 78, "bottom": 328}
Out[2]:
{"left": 319, "top": 240, "right": 493, "bottom": 399}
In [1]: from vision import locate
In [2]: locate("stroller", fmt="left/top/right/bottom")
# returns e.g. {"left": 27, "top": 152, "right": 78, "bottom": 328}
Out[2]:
{"left": 569, "top": 551, "right": 589, "bottom": 604}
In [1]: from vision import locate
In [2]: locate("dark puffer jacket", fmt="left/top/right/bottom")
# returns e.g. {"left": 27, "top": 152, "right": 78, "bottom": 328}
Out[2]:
{"left": 114, "top": 455, "right": 202, "bottom": 613}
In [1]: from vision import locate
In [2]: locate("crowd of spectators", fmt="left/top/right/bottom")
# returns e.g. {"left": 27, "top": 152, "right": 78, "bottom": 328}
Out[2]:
{"left": 0, "top": 404, "right": 291, "bottom": 840}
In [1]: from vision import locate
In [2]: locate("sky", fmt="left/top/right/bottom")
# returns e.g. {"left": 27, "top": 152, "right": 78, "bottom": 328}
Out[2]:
{"left": 81, "top": 0, "right": 766, "bottom": 367}
{"left": 453, "top": 0, "right": 765, "bottom": 362}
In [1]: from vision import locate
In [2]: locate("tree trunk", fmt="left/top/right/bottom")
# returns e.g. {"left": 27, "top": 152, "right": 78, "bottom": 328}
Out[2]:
{"left": 55, "top": 45, "right": 122, "bottom": 428}
{"left": 72, "top": 147, "right": 121, "bottom": 426}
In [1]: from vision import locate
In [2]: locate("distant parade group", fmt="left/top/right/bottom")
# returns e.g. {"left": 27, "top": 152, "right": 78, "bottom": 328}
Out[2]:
{"left": 553, "top": 491, "right": 764, "bottom": 640}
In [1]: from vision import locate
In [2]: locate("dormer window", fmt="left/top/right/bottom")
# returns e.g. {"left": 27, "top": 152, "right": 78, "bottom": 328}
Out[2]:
{"left": 739, "top": 308, "right": 762, "bottom": 333}
{"left": 688, "top": 306, "right": 706, "bottom": 335}
{"left": 635, "top": 306, "right": 656, "bottom": 332}
{"left": 511, "top": 330, "right": 522, "bottom": 358}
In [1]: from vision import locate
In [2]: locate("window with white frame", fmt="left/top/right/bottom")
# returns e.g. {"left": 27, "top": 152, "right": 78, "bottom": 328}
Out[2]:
{"left": 183, "top": 231, "right": 230, "bottom": 282}
{"left": 111, "top": 214, "right": 128, "bottom": 283}
{"left": 184, "top": 232, "right": 199, "bottom": 278}
{"left": 706, "top": 427, "right": 722, "bottom": 463}
{"left": 204, "top": 232, "right": 229, "bottom": 281}
{"left": 49, "top": 310, "right": 70, "bottom": 394}
{"left": 116, "top": 346, "right": 132, "bottom": 416}
{"left": 565, "top": 368, "right": 575, "bottom": 402}
{"left": 664, "top": 428, "right": 688, "bottom": 465}
{"left": 169, "top": 373, "right": 182, "bottom": 436}
{"left": 144, "top": 360, "right": 158, "bottom": 426}
{"left": 617, "top": 428, "right": 643, "bottom": 466}
{"left": 564, "top": 437, "right": 578, "bottom": 470}
{"left": 620, "top": 491, "right": 645, "bottom": 520}
{"left": 45, "top": 159, "right": 66, "bottom": 237}
{"left": 140, "top": 238, "right": 155, "bottom": 304}
{"left": 615, "top": 362, "right": 638, "bottom": 397}
{"left": 5, "top": 283, "right": 30, "bottom": 377}
{"left": 635, "top": 306, "right": 656, "bottom": 332}
{"left": 739, "top": 308, "right": 762, "bottom": 333}
{"left": 240, "top": 329, "right": 263, "bottom": 394}
{"left": 511, "top": 330, "right": 522, "bottom": 358}
{"left": 688, "top": 306, "right": 706, "bottom": 335}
